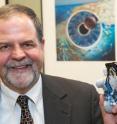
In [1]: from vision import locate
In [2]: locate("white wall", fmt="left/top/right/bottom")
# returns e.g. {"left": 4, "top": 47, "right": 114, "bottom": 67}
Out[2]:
{"left": 0, "top": 0, "right": 5, "bottom": 7}
{"left": 9, "top": 0, "right": 42, "bottom": 21}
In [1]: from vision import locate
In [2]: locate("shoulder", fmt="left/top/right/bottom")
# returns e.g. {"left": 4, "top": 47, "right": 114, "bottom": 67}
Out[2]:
{"left": 41, "top": 74, "right": 98, "bottom": 97}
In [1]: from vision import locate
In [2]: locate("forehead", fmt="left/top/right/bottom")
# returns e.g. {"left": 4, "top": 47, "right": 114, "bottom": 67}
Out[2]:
{"left": 0, "top": 14, "right": 38, "bottom": 43}
{"left": 0, "top": 14, "right": 36, "bottom": 33}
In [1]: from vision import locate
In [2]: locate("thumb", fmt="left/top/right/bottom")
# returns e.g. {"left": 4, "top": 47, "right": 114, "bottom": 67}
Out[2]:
{"left": 99, "top": 94, "right": 105, "bottom": 116}
{"left": 112, "top": 105, "right": 117, "bottom": 114}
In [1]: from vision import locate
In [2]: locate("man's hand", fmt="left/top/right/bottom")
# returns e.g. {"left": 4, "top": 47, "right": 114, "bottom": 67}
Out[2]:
{"left": 99, "top": 94, "right": 117, "bottom": 124}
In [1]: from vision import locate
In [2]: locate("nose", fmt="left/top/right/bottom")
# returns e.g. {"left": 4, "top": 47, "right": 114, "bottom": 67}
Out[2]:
{"left": 11, "top": 45, "right": 26, "bottom": 60}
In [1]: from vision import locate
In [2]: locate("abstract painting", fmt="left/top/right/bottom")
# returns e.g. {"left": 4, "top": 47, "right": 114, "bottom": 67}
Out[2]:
{"left": 55, "top": 0, "right": 115, "bottom": 61}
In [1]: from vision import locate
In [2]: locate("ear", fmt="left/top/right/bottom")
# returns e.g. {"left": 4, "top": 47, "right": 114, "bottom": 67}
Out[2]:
{"left": 41, "top": 37, "right": 45, "bottom": 48}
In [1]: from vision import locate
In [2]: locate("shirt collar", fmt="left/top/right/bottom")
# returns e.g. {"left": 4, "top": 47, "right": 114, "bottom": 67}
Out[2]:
{"left": 1, "top": 75, "right": 42, "bottom": 109}
{"left": 26, "top": 75, "right": 42, "bottom": 104}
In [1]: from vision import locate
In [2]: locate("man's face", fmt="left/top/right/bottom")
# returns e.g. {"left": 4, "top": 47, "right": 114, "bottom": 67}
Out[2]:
{"left": 0, "top": 14, "right": 44, "bottom": 93}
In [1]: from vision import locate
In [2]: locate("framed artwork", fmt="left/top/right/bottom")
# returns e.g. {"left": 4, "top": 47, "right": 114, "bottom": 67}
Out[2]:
{"left": 55, "top": 0, "right": 115, "bottom": 61}
{"left": 42, "top": 0, "right": 116, "bottom": 85}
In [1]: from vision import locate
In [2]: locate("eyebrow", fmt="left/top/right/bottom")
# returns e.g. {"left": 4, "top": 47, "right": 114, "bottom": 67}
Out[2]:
{"left": 22, "top": 40, "right": 34, "bottom": 43}
{"left": 0, "top": 41, "right": 10, "bottom": 45}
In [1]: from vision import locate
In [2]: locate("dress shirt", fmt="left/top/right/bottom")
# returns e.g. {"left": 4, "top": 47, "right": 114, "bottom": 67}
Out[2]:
{"left": 0, "top": 75, "right": 45, "bottom": 124}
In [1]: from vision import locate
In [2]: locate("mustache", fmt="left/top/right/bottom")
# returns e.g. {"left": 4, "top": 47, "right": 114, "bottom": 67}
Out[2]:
{"left": 6, "top": 59, "right": 33, "bottom": 68}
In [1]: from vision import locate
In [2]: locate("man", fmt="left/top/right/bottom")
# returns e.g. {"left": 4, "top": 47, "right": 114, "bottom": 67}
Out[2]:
{"left": 0, "top": 4, "right": 116, "bottom": 124}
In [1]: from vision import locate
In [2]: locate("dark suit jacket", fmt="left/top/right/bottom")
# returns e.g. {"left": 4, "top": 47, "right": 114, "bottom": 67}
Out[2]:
{"left": 41, "top": 74, "right": 103, "bottom": 124}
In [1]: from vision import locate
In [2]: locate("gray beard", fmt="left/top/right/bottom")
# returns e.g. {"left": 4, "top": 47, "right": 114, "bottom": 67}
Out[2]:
{"left": 6, "top": 69, "right": 36, "bottom": 89}
{"left": 1, "top": 58, "right": 41, "bottom": 91}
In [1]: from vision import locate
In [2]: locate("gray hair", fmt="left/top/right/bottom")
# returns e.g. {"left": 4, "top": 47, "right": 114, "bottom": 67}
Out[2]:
{"left": 0, "top": 4, "right": 43, "bottom": 42}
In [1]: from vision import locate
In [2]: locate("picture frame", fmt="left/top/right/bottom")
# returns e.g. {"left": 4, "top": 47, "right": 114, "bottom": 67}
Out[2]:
{"left": 42, "top": 0, "right": 116, "bottom": 86}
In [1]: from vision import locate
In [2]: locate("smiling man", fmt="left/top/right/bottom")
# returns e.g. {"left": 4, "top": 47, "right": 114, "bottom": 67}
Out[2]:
{"left": 0, "top": 4, "right": 45, "bottom": 124}
{"left": 0, "top": 4, "right": 115, "bottom": 124}
{"left": 0, "top": 11, "right": 44, "bottom": 94}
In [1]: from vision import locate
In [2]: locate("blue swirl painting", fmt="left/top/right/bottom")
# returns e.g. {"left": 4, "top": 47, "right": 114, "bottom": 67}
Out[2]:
{"left": 55, "top": 0, "right": 115, "bottom": 61}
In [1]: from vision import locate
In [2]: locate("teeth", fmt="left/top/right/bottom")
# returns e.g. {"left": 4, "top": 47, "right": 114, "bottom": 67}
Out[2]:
{"left": 8, "top": 64, "right": 32, "bottom": 69}
{"left": 16, "top": 66, "right": 26, "bottom": 68}
{"left": 12, "top": 65, "right": 27, "bottom": 69}
{"left": 13, "top": 66, "right": 25, "bottom": 69}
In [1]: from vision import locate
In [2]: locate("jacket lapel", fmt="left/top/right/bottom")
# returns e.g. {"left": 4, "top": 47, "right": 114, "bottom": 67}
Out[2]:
{"left": 42, "top": 74, "right": 71, "bottom": 124}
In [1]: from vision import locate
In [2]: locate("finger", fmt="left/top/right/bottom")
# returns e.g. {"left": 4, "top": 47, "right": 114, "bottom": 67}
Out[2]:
{"left": 112, "top": 105, "right": 117, "bottom": 114}
{"left": 99, "top": 94, "right": 105, "bottom": 116}
{"left": 99, "top": 94, "right": 104, "bottom": 105}
{"left": 115, "top": 115, "right": 117, "bottom": 123}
